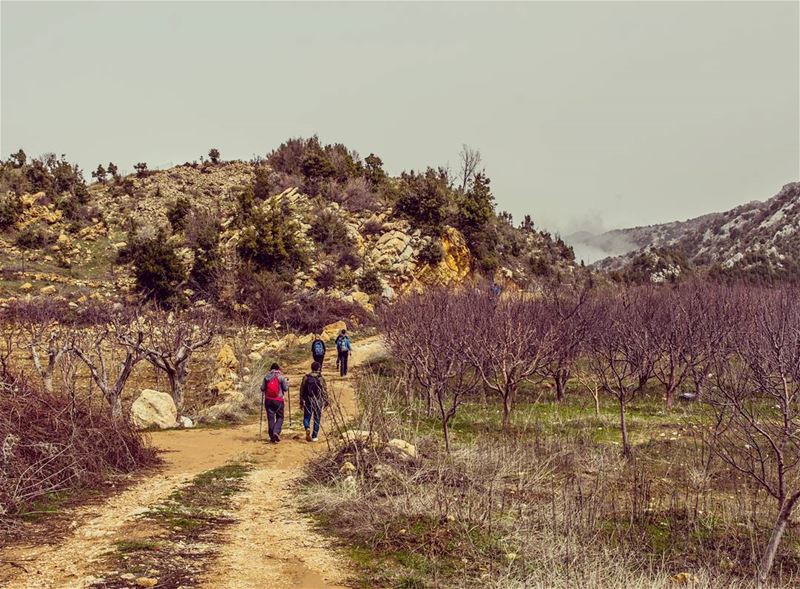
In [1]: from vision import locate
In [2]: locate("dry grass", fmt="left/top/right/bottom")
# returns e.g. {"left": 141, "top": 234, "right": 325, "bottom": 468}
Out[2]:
{"left": 301, "top": 369, "right": 800, "bottom": 589}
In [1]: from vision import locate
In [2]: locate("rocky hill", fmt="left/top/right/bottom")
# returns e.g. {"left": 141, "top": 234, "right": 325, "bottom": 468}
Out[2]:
{"left": 0, "top": 140, "right": 578, "bottom": 323}
{"left": 591, "top": 182, "right": 800, "bottom": 283}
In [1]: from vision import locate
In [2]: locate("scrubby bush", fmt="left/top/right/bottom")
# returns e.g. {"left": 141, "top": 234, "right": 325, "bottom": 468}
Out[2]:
{"left": 358, "top": 267, "right": 383, "bottom": 295}
{"left": 278, "top": 294, "right": 371, "bottom": 333}
{"left": 315, "top": 264, "right": 339, "bottom": 290}
{"left": 0, "top": 374, "right": 157, "bottom": 520}
{"left": 0, "top": 192, "right": 23, "bottom": 229}
{"left": 120, "top": 229, "right": 187, "bottom": 305}
{"left": 235, "top": 268, "right": 287, "bottom": 326}
{"left": 338, "top": 250, "right": 362, "bottom": 270}
{"left": 15, "top": 223, "right": 55, "bottom": 249}
{"left": 395, "top": 168, "right": 451, "bottom": 233}
{"left": 185, "top": 208, "right": 222, "bottom": 298}
{"left": 417, "top": 240, "right": 444, "bottom": 266}
{"left": 166, "top": 196, "right": 191, "bottom": 232}
{"left": 309, "top": 209, "right": 350, "bottom": 254}
{"left": 237, "top": 199, "right": 307, "bottom": 273}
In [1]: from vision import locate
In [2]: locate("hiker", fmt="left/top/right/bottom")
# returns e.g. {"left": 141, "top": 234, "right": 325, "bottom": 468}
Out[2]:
{"left": 300, "top": 361, "right": 328, "bottom": 442}
{"left": 261, "top": 363, "right": 289, "bottom": 443}
{"left": 311, "top": 335, "right": 326, "bottom": 368}
{"left": 335, "top": 329, "right": 352, "bottom": 377}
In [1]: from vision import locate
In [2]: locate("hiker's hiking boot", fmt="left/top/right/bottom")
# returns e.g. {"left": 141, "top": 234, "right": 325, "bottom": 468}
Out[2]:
{"left": 311, "top": 437, "right": 319, "bottom": 443}
{"left": 305, "top": 428, "right": 312, "bottom": 442}
{"left": 274, "top": 433, "right": 281, "bottom": 443}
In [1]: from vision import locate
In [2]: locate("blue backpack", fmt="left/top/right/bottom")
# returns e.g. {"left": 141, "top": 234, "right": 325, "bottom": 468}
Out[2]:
{"left": 313, "top": 340, "right": 325, "bottom": 357}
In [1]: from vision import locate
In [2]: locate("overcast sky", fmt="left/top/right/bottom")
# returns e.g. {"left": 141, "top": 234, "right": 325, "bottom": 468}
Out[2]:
{"left": 2, "top": 1, "right": 798, "bottom": 236}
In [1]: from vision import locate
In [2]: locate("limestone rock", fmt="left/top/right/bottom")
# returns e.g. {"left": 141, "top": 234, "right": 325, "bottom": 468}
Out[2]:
{"left": 322, "top": 320, "right": 347, "bottom": 340}
{"left": 19, "top": 282, "right": 32, "bottom": 292}
{"left": 248, "top": 351, "right": 263, "bottom": 363}
{"left": 216, "top": 343, "right": 239, "bottom": 372}
{"left": 340, "top": 461, "right": 357, "bottom": 475}
{"left": 131, "top": 390, "right": 177, "bottom": 430}
{"left": 179, "top": 415, "right": 194, "bottom": 428}
{"left": 351, "top": 291, "right": 370, "bottom": 306}
{"left": 40, "top": 285, "right": 57, "bottom": 296}
{"left": 386, "top": 438, "right": 417, "bottom": 460}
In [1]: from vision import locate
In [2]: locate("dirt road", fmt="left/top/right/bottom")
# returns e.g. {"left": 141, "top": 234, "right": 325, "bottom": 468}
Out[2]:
{"left": 0, "top": 336, "right": 385, "bottom": 589}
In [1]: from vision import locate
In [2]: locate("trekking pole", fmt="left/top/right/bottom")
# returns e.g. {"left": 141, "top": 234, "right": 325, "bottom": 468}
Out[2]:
{"left": 259, "top": 388, "right": 264, "bottom": 440}
{"left": 287, "top": 380, "right": 292, "bottom": 429}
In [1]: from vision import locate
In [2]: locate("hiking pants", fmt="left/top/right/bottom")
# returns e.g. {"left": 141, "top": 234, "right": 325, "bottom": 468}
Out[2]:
{"left": 303, "top": 399, "right": 323, "bottom": 438}
{"left": 338, "top": 351, "right": 349, "bottom": 376}
{"left": 265, "top": 399, "right": 284, "bottom": 441}
{"left": 313, "top": 354, "right": 325, "bottom": 369}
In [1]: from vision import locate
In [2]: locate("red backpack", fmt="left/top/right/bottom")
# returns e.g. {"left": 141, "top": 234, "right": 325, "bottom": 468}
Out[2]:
{"left": 265, "top": 373, "right": 282, "bottom": 400}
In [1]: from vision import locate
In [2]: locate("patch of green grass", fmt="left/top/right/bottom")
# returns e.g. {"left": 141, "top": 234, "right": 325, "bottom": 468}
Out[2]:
{"left": 114, "top": 539, "right": 159, "bottom": 554}
{"left": 18, "top": 491, "right": 71, "bottom": 522}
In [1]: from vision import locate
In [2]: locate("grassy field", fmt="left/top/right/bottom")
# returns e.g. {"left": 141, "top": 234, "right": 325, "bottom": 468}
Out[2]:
{"left": 301, "top": 360, "right": 800, "bottom": 589}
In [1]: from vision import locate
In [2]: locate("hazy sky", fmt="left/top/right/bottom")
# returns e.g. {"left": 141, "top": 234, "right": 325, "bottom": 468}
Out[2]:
{"left": 2, "top": 1, "right": 798, "bottom": 235}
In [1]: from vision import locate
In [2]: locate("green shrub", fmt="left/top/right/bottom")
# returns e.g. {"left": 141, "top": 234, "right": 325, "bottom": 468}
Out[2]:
{"left": 358, "top": 267, "right": 383, "bottom": 295}
{"left": 309, "top": 209, "right": 349, "bottom": 254}
{"left": 15, "top": 224, "right": 54, "bottom": 249}
{"left": 395, "top": 168, "right": 450, "bottom": 233}
{"left": 166, "top": 196, "right": 191, "bottom": 232}
{"left": 237, "top": 200, "right": 307, "bottom": 273}
{"left": 0, "top": 192, "right": 22, "bottom": 229}
{"left": 120, "top": 229, "right": 186, "bottom": 305}
{"left": 315, "top": 264, "right": 338, "bottom": 290}
{"left": 186, "top": 209, "right": 222, "bottom": 298}
{"left": 417, "top": 240, "right": 444, "bottom": 266}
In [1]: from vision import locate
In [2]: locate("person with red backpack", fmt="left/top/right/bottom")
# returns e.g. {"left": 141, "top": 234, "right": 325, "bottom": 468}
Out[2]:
{"left": 261, "top": 363, "right": 289, "bottom": 443}
{"left": 299, "top": 361, "right": 328, "bottom": 442}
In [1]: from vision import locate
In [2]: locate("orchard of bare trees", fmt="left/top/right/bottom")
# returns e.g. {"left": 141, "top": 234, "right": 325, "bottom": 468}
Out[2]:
{"left": 380, "top": 281, "right": 800, "bottom": 586}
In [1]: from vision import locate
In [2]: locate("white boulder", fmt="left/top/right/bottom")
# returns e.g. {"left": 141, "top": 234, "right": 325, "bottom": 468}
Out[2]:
{"left": 131, "top": 390, "right": 177, "bottom": 430}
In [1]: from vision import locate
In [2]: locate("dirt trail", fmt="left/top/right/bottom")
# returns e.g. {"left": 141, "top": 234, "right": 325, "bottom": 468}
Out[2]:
{"left": 0, "top": 335, "right": 385, "bottom": 589}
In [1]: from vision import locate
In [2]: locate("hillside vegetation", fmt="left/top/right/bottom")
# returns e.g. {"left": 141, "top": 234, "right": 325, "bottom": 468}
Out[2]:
{"left": 0, "top": 140, "right": 577, "bottom": 326}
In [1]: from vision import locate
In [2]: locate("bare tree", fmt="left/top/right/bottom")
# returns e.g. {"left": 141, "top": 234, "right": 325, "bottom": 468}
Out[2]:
{"left": 466, "top": 293, "right": 556, "bottom": 430}
{"left": 381, "top": 289, "right": 479, "bottom": 451}
{"left": 587, "top": 290, "right": 654, "bottom": 457}
{"left": 458, "top": 144, "right": 482, "bottom": 192}
{"left": 704, "top": 287, "right": 800, "bottom": 586}
{"left": 71, "top": 312, "right": 147, "bottom": 419}
{"left": 6, "top": 299, "right": 72, "bottom": 394}
{"left": 132, "top": 307, "right": 218, "bottom": 412}
{"left": 540, "top": 279, "right": 593, "bottom": 402}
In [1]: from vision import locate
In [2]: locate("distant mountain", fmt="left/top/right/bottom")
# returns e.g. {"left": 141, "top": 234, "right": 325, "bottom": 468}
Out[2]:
{"left": 587, "top": 182, "right": 800, "bottom": 283}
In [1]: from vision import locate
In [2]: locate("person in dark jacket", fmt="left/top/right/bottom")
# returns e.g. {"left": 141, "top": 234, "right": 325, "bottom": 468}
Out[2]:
{"left": 300, "top": 361, "right": 328, "bottom": 442}
{"left": 260, "top": 363, "right": 289, "bottom": 443}
{"left": 335, "top": 329, "right": 352, "bottom": 377}
{"left": 311, "top": 335, "right": 326, "bottom": 369}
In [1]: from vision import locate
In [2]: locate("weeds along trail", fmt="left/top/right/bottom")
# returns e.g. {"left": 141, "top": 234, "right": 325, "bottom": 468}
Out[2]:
{"left": 0, "top": 335, "right": 384, "bottom": 589}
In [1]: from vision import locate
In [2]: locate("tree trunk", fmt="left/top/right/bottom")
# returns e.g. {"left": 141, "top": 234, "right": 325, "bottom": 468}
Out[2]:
{"left": 502, "top": 392, "right": 512, "bottom": 430}
{"left": 758, "top": 492, "right": 800, "bottom": 587}
{"left": 664, "top": 373, "right": 676, "bottom": 410}
{"left": 109, "top": 393, "right": 123, "bottom": 420}
{"left": 619, "top": 396, "right": 630, "bottom": 458}
{"left": 554, "top": 369, "right": 569, "bottom": 403}
{"left": 442, "top": 416, "right": 451, "bottom": 453}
